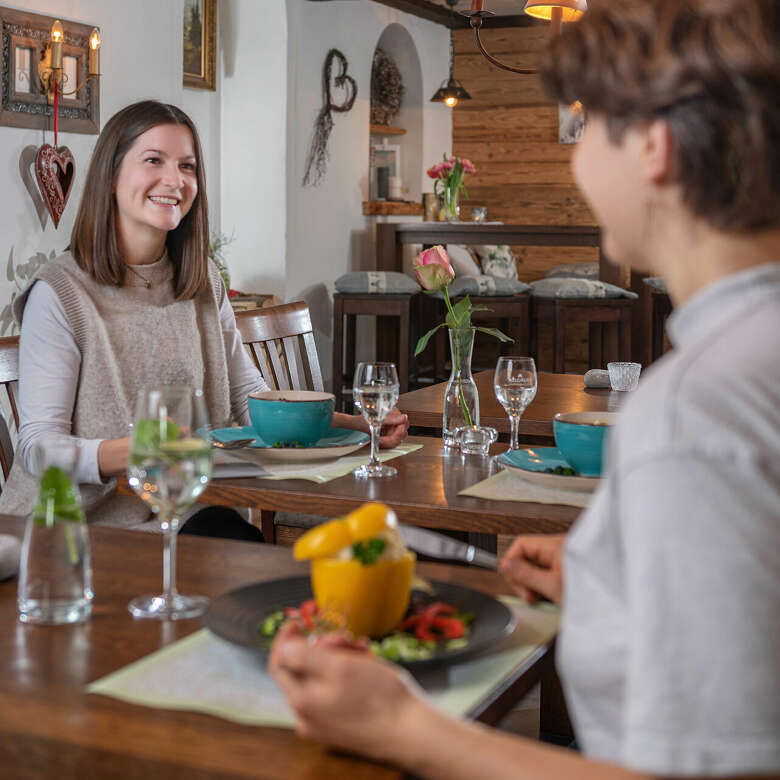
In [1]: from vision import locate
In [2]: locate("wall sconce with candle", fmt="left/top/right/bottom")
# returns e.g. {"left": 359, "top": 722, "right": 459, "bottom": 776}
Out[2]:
{"left": 0, "top": 6, "right": 101, "bottom": 134}
{"left": 0, "top": 6, "right": 102, "bottom": 228}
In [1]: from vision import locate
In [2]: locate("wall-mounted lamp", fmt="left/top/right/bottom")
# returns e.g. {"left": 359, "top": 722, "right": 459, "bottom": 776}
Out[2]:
{"left": 462, "top": 0, "right": 586, "bottom": 75}
{"left": 430, "top": 0, "right": 471, "bottom": 108}
{"left": 38, "top": 19, "right": 101, "bottom": 98}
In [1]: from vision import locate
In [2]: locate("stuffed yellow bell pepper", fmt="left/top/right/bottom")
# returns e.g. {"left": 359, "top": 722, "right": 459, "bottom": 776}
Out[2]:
{"left": 293, "top": 502, "right": 415, "bottom": 638}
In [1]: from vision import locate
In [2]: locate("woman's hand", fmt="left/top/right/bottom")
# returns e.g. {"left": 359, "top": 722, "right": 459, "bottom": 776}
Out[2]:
{"left": 499, "top": 534, "right": 566, "bottom": 605}
{"left": 332, "top": 409, "right": 409, "bottom": 448}
{"left": 269, "top": 621, "right": 428, "bottom": 763}
{"left": 97, "top": 436, "right": 131, "bottom": 479}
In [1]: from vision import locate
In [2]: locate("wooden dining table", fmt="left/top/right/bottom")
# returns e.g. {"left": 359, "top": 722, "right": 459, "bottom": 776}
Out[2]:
{"left": 0, "top": 515, "right": 561, "bottom": 779}
{"left": 398, "top": 371, "right": 617, "bottom": 438}
{"left": 192, "top": 436, "right": 582, "bottom": 545}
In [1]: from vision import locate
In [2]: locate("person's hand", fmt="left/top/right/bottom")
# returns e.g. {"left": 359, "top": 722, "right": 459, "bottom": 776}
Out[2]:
{"left": 378, "top": 407, "right": 409, "bottom": 448}
{"left": 270, "top": 621, "right": 427, "bottom": 761}
{"left": 499, "top": 534, "right": 566, "bottom": 605}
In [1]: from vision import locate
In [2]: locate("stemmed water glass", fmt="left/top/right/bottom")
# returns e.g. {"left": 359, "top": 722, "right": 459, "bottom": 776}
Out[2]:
{"left": 127, "top": 386, "right": 213, "bottom": 620}
{"left": 494, "top": 357, "right": 538, "bottom": 451}
{"left": 352, "top": 362, "right": 399, "bottom": 479}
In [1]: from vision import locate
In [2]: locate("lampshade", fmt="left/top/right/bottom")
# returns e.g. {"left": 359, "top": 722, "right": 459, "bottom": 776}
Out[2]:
{"left": 430, "top": 77, "right": 472, "bottom": 108}
{"left": 522, "top": 0, "right": 587, "bottom": 22}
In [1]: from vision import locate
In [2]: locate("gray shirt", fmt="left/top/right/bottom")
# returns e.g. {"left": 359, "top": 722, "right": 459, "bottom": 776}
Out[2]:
{"left": 18, "top": 279, "right": 268, "bottom": 485}
{"left": 558, "top": 263, "right": 780, "bottom": 776}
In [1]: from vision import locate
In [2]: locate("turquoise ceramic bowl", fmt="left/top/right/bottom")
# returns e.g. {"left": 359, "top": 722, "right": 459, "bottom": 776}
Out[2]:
{"left": 248, "top": 390, "right": 335, "bottom": 447}
{"left": 552, "top": 411, "right": 619, "bottom": 477}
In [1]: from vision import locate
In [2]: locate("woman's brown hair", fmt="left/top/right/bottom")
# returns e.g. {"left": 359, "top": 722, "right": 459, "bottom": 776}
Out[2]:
{"left": 69, "top": 100, "right": 210, "bottom": 298}
{"left": 540, "top": 0, "right": 780, "bottom": 232}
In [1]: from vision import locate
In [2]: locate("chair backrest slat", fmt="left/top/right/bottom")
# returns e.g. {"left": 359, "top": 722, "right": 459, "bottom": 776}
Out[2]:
{"left": 301, "top": 332, "right": 324, "bottom": 392}
{"left": 0, "top": 336, "right": 20, "bottom": 484}
{"left": 235, "top": 302, "right": 324, "bottom": 393}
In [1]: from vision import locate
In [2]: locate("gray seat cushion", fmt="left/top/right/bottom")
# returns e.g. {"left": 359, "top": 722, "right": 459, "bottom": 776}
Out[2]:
{"left": 529, "top": 278, "right": 638, "bottom": 299}
{"left": 472, "top": 245, "right": 519, "bottom": 281}
{"left": 544, "top": 262, "right": 599, "bottom": 280}
{"left": 335, "top": 271, "right": 420, "bottom": 294}
{"left": 438, "top": 275, "right": 530, "bottom": 298}
{"left": 643, "top": 276, "right": 668, "bottom": 293}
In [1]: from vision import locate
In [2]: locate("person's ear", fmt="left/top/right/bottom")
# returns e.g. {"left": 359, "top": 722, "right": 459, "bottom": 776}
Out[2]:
{"left": 640, "top": 118, "right": 674, "bottom": 184}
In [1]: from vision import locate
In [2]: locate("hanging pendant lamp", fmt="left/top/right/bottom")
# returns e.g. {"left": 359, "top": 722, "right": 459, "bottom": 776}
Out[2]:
{"left": 430, "top": 0, "right": 472, "bottom": 108}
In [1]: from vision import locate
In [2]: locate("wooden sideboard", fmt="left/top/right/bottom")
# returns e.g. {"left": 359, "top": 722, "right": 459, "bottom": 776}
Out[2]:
{"left": 374, "top": 222, "right": 655, "bottom": 366}
{"left": 376, "top": 222, "right": 604, "bottom": 275}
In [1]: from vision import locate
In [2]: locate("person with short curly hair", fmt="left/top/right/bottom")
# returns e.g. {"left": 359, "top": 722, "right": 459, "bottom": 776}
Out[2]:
{"left": 270, "top": 1, "right": 780, "bottom": 777}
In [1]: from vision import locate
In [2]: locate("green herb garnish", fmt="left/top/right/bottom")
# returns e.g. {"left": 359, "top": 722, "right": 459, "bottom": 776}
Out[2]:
{"left": 352, "top": 537, "right": 387, "bottom": 565}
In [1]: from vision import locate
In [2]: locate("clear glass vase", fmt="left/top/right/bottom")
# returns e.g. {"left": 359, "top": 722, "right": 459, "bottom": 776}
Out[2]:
{"left": 439, "top": 185, "right": 460, "bottom": 222}
{"left": 443, "top": 328, "right": 479, "bottom": 447}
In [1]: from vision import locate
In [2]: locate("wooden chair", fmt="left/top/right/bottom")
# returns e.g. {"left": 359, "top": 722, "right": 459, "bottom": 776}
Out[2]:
{"left": 431, "top": 293, "right": 531, "bottom": 381}
{"left": 530, "top": 298, "right": 633, "bottom": 373}
{"left": 235, "top": 301, "right": 324, "bottom": 392}
{"left": 0, "top": 336, "right": 20, "bottom": 487}
{"left": 234, "top": 302, "right": 324, "bottom": 542}
{"left": 332, "top": 292, "right": 418, "bottom": 412}
{"left": 650, "top": 290, "right": 673, "bottom": 363}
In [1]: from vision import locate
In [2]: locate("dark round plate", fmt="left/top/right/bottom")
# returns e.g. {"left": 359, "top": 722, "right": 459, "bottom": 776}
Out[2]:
{"left": 203, "top": 576, "right": 516, "bottom": 670}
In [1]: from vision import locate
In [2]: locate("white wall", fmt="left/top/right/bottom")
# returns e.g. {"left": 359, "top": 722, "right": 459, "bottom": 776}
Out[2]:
{"left": 0, "top": 0, "right": 220, "bottom": 334}
{"left": 219, "top": 0, "right": 287, "bottom": 297}
{"left": 285, "top": 0, "right": 451, "bottom": 388}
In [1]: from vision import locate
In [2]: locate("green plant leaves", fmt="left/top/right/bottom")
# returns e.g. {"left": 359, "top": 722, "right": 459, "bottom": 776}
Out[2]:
{"left": 414, "top": 323, "right": 446, "bottom": 356}
{"left": 475, "top": 326, "right": 513, "bottom": 342}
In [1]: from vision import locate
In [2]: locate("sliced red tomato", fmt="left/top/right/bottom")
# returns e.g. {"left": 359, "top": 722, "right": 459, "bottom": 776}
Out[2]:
{"left": 300, "top": 599, "right": 318, "bottom": 630}
{"left": 431, "top": 616, "right": 465, "bottom": 639}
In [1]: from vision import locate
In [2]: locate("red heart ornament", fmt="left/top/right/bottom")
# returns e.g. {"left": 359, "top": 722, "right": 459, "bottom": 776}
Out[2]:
{"left": 34, "top": 144, "right": 75, "bottom": 229}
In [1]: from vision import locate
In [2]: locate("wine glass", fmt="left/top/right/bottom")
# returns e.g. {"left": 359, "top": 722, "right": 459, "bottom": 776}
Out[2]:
{"left": 352, "top": 362, "right": 399, "bottom": 479}
{"left": 127, "top": 386, "right": 213, "bottom": 620}
{"left": 494, "top": 357, "right": 538, "bottom": 451}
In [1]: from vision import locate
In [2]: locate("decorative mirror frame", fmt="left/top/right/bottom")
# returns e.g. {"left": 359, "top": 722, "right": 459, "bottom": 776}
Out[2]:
{"left": 0, "top": 5, "right": 100, "bottom": 134}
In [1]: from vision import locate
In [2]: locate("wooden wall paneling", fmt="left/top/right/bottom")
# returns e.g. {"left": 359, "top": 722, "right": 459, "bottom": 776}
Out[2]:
{"left": 452, "top": 26, "right": 597, "bottom": 371}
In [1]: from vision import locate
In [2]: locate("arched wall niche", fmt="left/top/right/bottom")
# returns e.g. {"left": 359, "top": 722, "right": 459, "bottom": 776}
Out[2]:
{"left": 371, "top": 23, "right": 424, "bottom": 201}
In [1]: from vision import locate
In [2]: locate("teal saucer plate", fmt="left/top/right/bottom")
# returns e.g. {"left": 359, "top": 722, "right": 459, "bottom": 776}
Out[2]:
{"left": 498, "top": 447, "right": 599, "bottom": 493}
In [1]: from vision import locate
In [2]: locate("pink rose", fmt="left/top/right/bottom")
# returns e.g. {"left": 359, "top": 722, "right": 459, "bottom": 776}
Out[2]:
{"left": 427, "top": 163, "right": 445, "bottom": 179}
{"left": 413, "top": 245, "right": 455, "bottom": 292}
{"left": 441, "top": 159, "right": 455, "bottom": 171}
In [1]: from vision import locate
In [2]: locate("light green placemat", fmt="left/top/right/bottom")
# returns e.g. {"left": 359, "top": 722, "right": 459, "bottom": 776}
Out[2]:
{"left": 459, "top": 469, "right": 592, "bottom": 508}
{"left": 87, "top": 597, "right": 559, "bottom": 727}
{"left": 218, "top": 442, "right": 422, "bottom": 484}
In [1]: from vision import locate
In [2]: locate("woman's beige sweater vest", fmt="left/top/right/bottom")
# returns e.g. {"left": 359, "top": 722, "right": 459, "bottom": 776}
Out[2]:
{"left": 0, "top": 252, "right": 231, "bottom": 528}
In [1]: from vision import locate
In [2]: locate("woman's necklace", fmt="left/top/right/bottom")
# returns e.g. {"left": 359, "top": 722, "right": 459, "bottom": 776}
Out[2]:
{"left": 126, "top": 263, "right": 152, "bottom": 289}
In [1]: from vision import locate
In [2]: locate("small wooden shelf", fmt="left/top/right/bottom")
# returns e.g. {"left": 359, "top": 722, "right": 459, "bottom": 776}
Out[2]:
{"left": 363, "top": 200, "right": 423, "bottom": 216}
{"left": 370, "top": 124, "right": 407, "bottom": 136}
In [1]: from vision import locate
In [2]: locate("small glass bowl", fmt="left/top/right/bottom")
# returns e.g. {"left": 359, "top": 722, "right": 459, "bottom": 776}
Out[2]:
{"left": 607, "top": 362, "right": 642, "bottom": 392}
{"left": 454, "top": 425, "right": 498, "bottom": 456}
{"left": 471, "top": 207, "right": 488, "bottom": 223}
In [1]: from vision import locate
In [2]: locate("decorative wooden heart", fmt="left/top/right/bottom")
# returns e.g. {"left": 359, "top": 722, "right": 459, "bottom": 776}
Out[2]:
{"left": 34, "top": 144, "right": 75, "bottom": 229}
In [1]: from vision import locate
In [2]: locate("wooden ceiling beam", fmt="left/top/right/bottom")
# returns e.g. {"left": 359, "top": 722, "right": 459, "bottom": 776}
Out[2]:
{"left": 367, "top": 0, "right": 538, "bottom": 29}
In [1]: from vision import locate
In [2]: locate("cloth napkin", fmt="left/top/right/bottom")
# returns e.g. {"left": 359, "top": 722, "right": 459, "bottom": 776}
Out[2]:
{"left": 458, "top": 468, "right": 594, "bottom": 509}
{"left": 86, "top": 597, "right": 558, "bottom": 727}
{"left": 213, "top": 443, "right": 422, "bottom": 484}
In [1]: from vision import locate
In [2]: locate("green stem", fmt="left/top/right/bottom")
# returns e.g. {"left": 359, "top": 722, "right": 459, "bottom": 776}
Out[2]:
{"left": 443, "top": 289, "right": 473, "bottom": 428}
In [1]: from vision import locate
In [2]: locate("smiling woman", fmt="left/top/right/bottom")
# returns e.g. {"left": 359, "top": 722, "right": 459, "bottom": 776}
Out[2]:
{"left": 0, "top": 100, "right": 267, "bottom": 535}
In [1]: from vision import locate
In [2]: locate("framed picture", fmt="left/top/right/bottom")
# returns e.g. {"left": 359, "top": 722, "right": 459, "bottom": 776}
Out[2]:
{"left": 369, "top": 142, "right": 401, "bottom": 200}
{"left": 0, "top": 6, "right": 99, "bottom": 133}
{"left": 558, "top": 101, "right": 585, "bottom": 144}
{"left": 183, "top": 0, "right": 216, "bottom": 90}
